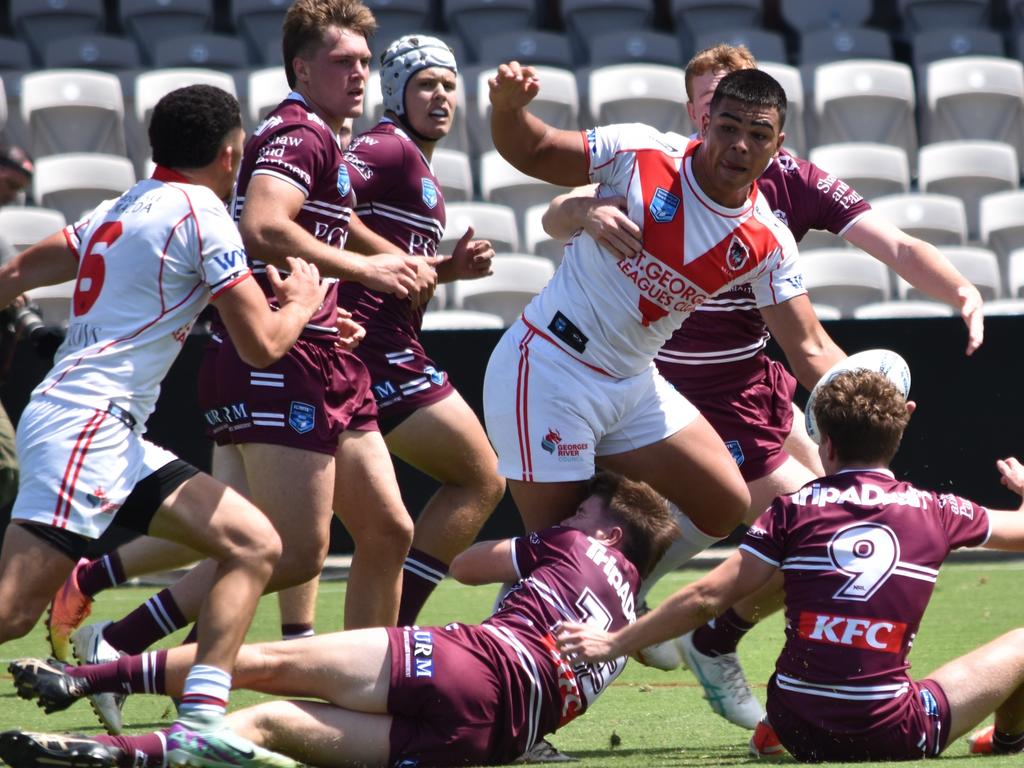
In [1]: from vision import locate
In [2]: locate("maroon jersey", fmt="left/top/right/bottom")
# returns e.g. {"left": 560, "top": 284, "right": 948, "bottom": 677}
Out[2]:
{"left": 338, "top": 119, "right": 446, "bottom": 333}
{"left": 656, "top": 148, "right": 872, "bottom": 388}
{"left": 485, "top": 526, "right": 639, "bottom": 756}
{"left": 741, "top": 469, "right": 990, "bottom": 736}
{"left": 230, "top": 91, "right": 355, "bottom": 342}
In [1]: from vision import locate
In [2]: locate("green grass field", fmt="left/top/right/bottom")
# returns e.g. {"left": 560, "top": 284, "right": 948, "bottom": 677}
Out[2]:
{"left": 1, "top": 561, "right": 1022, "bottom": 767}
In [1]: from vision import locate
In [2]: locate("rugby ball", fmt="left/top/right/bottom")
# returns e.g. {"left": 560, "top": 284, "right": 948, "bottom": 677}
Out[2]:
{"left": 804, "top": 349, "right": 911, "bottom": 445}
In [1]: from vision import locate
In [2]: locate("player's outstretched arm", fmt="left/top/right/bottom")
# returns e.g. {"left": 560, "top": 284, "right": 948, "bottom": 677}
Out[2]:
{"left": 489, "top": 61, "right": 591, "bottom": 188}
{"left": 844, "top": 213, "right": 984, "bottom": 355}
{"left": 214, "top": 257, "right": 326, "bottom": 368}
{"left": 543, "top": 186, "right": 642, "bottom": 260}
{"left": 0, "top": 231, "right": 76, "bottom": 308}
{"left": 981, "top": 457, "right": 1024, "bottom": 551}
{"left": 449, "top": 538, "right": 516, "bottom": 585}
{"left": 761, "top": 293, "right": 846, "bottom": 391}
{"left": 557, "top": 550, "right": 775, "bottom": 664}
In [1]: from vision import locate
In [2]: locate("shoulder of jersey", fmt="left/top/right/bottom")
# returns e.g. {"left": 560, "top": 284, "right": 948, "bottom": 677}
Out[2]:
{"left": 253, "top": 101, "right": 330, "bottom": 139}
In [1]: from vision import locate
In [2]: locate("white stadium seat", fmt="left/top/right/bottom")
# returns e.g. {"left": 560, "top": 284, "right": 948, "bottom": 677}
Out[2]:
{"left": 589, "top": 63, "right": 689, "bottom": 135}
{"left": 134, "top": 68, "right": 237, "bottom": 126}
{"left": 153, "top": 33, "right": 249, "bottom": 70}
{"left": 671, "top": 0, "right": 761, "bottom": 51}
{"left": 120, "top": 0, "right": 212, "bottom": 63}
{"left": 800, "top": 248, "right": 891, "bottom": 317}
{"left": 10, "top": 0, "right": 104, "bottom": 61}
{"left": 20, "top": 69, "right": 126, "bottom": 158}
{"left": 871, "top": 193, "right": 968, "bottom": 246}
{"left": 585, "top": 30, "right": 684, "bottom": 68}
{"left": 43, "top": 34, "right": 142, "bottom": 70}
{"left": 799, "top": 26, "right": 893, "bottom": 67}
{"left": 421, "top": 309, "right": 507, "bottom": 330}
{"left": 450, "top": 254, "right": 555, "bottom": 326}
{"left": 980, "top": 190, "right": 1024, "bottom": 266}
{"left": 480, "top": 151, "right": 571, "bottom": 236}
{"left": 232, "top": 0, "right": 288, "bottom": 65}
{"left": 33, "top": 153, "right": 136, "bottom": 224}
{"left": 758, "top": 61, "right": 806, "bottom": 157}
{"left": 917, "top": 140, "right": 1019, "bottom": 240}
{"left": 694, "top": 28, "right": 787, "bottom": 67}
{"left": 0, "top": 206, "right": 67, "bottom": 253}
{"left": 444, "top": 0, "right": 535, "bottom": 61}
{"left": 924, "top": 56, "right": 1024, "bottom": 171}
{"left": 1006, "top": 249, "right": 1024, "bottom": 298}
{"left": 247, "top": 66, "right": 291, "bottom": 127}
{"left": 432, "top": 149, "right": 474, "bottom": 204}
{"left": 524, "top": 203, "right": 566, "bottom": 265}
{"left": 898, "top": 0, "right": 990, "bottom": 36}
{"left": 441, "top": 202, "right": 520, "bottom": 255}
{"left": 813, "top": 59, "right": 918, "bottom": 165}
{"left": 476, "top": 66, "right": 578, "bottom": 154}
{"left": 808, "top": 142, "right": 910, "bottom": 200}
{"left": 779, "top": 0, "right": 872, "bottom": 34}
{"left": 852, "top": 301, "right": 955, "bottom": 319}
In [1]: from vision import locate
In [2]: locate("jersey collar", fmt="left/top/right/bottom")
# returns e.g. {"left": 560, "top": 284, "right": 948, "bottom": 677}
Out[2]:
{"left": 152, "top": 165, "right": 190, "bottom": 184}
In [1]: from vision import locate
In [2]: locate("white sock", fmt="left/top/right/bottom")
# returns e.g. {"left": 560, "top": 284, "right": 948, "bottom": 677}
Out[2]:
{"left": 638, "top": 502, "right": 723, "bottom": 603}
{"left": 178, "top": 664, "right": 232, "bottom": 721}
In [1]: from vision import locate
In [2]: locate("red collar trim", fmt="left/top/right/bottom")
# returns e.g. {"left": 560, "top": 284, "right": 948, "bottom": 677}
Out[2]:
{"left": 152, "top": 165, "right": 190, "bottom": 183}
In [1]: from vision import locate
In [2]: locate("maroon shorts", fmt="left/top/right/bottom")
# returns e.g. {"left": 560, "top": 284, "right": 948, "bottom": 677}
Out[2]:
{"left": 663, "top": 356, "right": 796, "bottom": 482}
{"left": 198, "top": 337, "right": 378, "bottom": 457}
{"left": 386, "top": 625, "right": 508, "bottom": 766}
{"left": 355, "top": 329, "right": 454, "bottom": 434}
{"left": 766, "top": 677, "right": 951, "bottom": 762}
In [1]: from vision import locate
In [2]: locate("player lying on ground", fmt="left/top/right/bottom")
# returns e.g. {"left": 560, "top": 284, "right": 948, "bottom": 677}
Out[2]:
{"left": 2, "top": 472, "right": 679, "bottom": 768}
{"left": 557, "top": 368, "right": 1024, "bottom": 761}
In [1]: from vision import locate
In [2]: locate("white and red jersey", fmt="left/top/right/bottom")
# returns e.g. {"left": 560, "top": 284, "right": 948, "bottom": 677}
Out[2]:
{"left": 36, "top": 166, "right": 251, "bottom": 428}
{"left": 522, "top": 124, "right": 805, "bottom": 378}
{"left": 742, "top": 469, "right": 991, "bottom": 735}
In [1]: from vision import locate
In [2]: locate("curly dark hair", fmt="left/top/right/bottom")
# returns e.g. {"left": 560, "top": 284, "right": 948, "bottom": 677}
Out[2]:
{"left": 149, "top": 85, "right": 242, "bottom": 169}
{"left": 813, "top": 369, "right": 911, "bottom": 466}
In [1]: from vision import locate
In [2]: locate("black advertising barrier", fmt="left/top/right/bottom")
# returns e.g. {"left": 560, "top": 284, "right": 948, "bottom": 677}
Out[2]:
{"left": 3, "top": 314, "right": 1023, "bottom": 554}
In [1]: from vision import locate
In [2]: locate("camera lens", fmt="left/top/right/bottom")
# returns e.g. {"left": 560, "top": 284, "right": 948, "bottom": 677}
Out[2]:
{"left": 12, "top": 304, "right": 47, "bottom": 344}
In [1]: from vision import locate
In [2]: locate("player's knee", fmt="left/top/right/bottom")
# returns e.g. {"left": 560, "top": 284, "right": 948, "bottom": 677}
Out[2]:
{"left": 0, "top": 601, "right": 43, "bottom": 641}
{"left": 275, "top": 540, "right": 329, "bottom": 584}
{"left": 479, "top": 470, "right": 507, "bottom": 510}
{"left": 351, "top": 512, "right": 414, "bottom": 556}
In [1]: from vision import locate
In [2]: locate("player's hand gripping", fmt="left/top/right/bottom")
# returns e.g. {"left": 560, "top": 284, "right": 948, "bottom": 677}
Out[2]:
{"left": 488, "top": 61, "right": 541, "bottom": 111}
{"left": 334, "top": 307, "right": 366, "bottom": 351}
{"left": 447, "top": 227, "right": 495, "bottom": 280}
{"left": 578, "top": 196, "right": 642, "bottom": 260}
{"left": 554, "top": 621, "right": 620, "bottom": 665}
{"left": 360, "top": 252, "right": 448, "bottom": 300}
{"left": 266, "top": 256, "right": 327, "bottom": 317}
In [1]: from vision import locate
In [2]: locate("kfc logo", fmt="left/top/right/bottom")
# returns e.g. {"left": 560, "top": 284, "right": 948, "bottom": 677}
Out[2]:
{"left": 798, "top": 611, "right": 907, "bottom": 653}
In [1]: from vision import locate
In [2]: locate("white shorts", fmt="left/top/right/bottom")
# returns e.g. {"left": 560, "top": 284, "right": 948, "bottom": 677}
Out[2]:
{"left": 483, "top": 320, "right": 699, "bottom": 482}
{"left": 12, "top": 396, "right": 178, "bottom": 539}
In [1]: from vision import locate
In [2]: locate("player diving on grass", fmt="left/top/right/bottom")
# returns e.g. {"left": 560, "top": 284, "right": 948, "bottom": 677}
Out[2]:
{"left": 2, "top": 472, "right": 677, "bottom": 768}
{"left": 556, "top": 365, "right": 1024, "bottom": 762}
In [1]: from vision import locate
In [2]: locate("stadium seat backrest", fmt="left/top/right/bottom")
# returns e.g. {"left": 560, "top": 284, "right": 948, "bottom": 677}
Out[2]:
{"left": 247, "top": 66, "right": 291, "bottom": 126}
{"left": 924, "top": 57, "right": 1024, "bottom": 170}
{"left": 799, "top": 27, "right": 894, "bottom": 67}
{"left": 420, "top": 309, "right": 507, "bottom": 330}
{"left": 918, "top": 140, "right": 1019, "bottom": 240}
{"left": 800, "top": 248, "right": 891, "bottom": 316}
{"left": 586, "top": 29, "right": 684, "bottom": 68}
{"left": 21, "top": 69, "right": 126, "bottom": 158}
{"left": 33, "top": 153, "right": 136, "bottom": 224}
{"left": 450, "top": 253, "right": 555, "bottom": 325}
{"left": 475, "top": 30, "right": 574, "bottom": 69}
{"left": 807, "top": 142, "right": 910, "bottom": 200}
{"left": 670, "top": 0, "right": 761, "bottom": 51}
{"left": 44, "top": 34, "right": 142, "bottom": 70}
{"left": 231, "top": 0, "right": 288, "bottom": 66}
{"left": 120, "top": 0, "right": 213, "bottom": 64}
{"left": 10, "top": 0, "right": 105, "bottom": 62}
{"left": 0, "top": 206, "right": 66, "bottom": 252}
{"left": 980, "top": 189, "right": 1024, "bottom": 263}
{"left": 562, "top": 0, "right": 653, "bottom": 60}
{"left": 1006, "top": 248, "right": 1024, "bottom": 297}
{"left": 153, "top": 34, "right": 250, "bottom": 69}
{"left": 134, "top": 68, "right": 237, "bottom": 125}
{"left": 431, "top": 149, "right": 474, "bottom": 203}
{"left": 480, "top": 151, "right": 571, "bottom": 236}
{"left": 912, "top": 28, "right": 1004, "bottom": 72}
{"left": 365, "top": 0, "right": 433, "bottom": 60}
{"left": 693, "top": 28, "right": 788, "bottom": 67}
{"left": 758, "top": 61, "right": 806, "bottom": 156}
{"left": 524, "top": 203, "right": 566, "bottom": 265}
{"left": 589, "top": 63, "right": 689, "bottom": 134}
{"left": 814, "top": 59, "right": 918, "bottom": 163}
{"left": 476, "top": 65, "right": 578, "bottom": 154}
{"left": 779, "top": 0, "right": 872, "bottom": 34}
{"left": 852, "top": 300, "right": 955, "bottom": 319}
{"left": 445, "top": 0, "right": 536, "bottom": 60}
{"left": 871, "top": 192, "right": 968, "bottom": 246}
{"left": 898, "top": 0, "right": 989, "bottom": 36}
{"left": 442, "top": 201, "right": 520, "bottom": 254}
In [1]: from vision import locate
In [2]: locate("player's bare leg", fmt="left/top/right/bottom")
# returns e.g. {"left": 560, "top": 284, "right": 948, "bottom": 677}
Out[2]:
{"left": 782, "top": 403, "right": 824, "bottom": 477}
{"left": 0, "top": 523, "right": 77, "bottom": 642}
{"left": 928, "top": 628, "right": 1024, "bottom": 744}
{"left": 278, "top": 578, "right": 319, "bottom": 638}
{"left": 146, "top": 472, "right": 281, "bottom": 673}
{"left": 386, "top": 393, "right": 505, "bottom": 622}
{"left": 507, "top": 479, "right": 591, "bottom": 533}
{"left": 746, "top": 455, "right": 817, "bottom": 524}
{"left": 333, "top": 429, "right": 413, "bottom": 628}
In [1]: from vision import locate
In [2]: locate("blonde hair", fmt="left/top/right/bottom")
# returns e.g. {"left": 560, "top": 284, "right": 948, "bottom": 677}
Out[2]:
{"left": 282, "top": 0, "right": 377, "bottom": 88}
{"left": 684, "top": 43, "right": 757, "bottom": 102}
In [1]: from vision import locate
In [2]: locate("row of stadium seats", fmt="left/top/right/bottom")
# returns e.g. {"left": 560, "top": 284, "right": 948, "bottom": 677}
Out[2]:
{"left": 4, "top": 54, "right": 1024, "bottom": 175}
{"left": 7, "top": 0, "right": 1024, "bottom": 69}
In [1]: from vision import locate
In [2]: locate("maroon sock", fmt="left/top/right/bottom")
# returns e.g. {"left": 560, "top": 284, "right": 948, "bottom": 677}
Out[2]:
{"left": 691, "top": 607, "right": 755, "bottom": 657}
{"left": 104, "top": 589, "right": 189, "bottom": 655}
{"left": 397, "top": 548, "right": 449, "bottom": 625}
{"left": 67, "top": 650, "right": 168, "bottom": 695}
{"left": 183, "top": 623, "right": 199, "bottom": 645}
{"left": 77, "top": 554, "right": 127, "bottom": 598}
{"left": 281, "top": 623, "right": 314, "bottom": 640}
{"left": 95, "top": 731, "right": 167, "bottom": 768}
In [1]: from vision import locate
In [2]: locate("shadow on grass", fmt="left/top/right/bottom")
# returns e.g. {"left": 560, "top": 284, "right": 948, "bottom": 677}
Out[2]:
{"left": 561, "top": 744, "right": 771, "bottom": 765}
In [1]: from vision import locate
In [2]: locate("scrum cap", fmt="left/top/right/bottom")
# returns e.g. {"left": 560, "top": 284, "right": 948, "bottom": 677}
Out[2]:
{"left": 380, "top": 34, "right": 457, "bottom": 117}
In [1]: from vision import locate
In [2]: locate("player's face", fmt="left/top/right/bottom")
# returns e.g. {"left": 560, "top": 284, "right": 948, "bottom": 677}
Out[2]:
{"left": 563, "top": 496, "right": 618, "bottom": 540}
{"left": 293, "top": 25, "right": 371, "bottom": 127}
{"left": 0, "top": 167, "right": 29, "bottom": 206}
{"left": 699, "top": 96, "right": 783, "bottom": 201}
{"left": 687, "top": 69, "right": 728, "bottom": 129}
{"left": 404, "top": 67, "right": 457, "bottom": 141}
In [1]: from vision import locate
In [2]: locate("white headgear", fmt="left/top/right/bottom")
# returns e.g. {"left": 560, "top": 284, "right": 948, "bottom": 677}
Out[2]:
{"left": 379, "top": 35, "right": 458, "bottom": 117}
